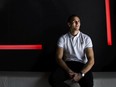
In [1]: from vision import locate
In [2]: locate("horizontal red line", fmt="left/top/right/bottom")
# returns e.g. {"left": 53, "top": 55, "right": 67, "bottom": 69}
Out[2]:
{"left": 0, "top": 44, "right": 42, "bottom": 50}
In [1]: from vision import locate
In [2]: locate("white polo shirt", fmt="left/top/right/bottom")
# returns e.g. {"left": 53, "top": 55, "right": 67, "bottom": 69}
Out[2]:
{"left": 57, "top": 31, "right": 93, "bottom": 64}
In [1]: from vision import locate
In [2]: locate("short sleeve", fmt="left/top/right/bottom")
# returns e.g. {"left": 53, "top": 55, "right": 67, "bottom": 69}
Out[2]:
{"left": 85, "top": 36, "right": 93, "bottom": 48}
{"left": 57, "top": 36, "right": 64, "bottom": 48}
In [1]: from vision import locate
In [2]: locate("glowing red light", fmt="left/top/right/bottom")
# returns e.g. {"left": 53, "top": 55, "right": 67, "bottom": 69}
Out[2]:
{"left": 105, "top": 0, "right": 112, "bottom": 45}
{"left": 0, "top": 44, "right": 42, "bottom": 50}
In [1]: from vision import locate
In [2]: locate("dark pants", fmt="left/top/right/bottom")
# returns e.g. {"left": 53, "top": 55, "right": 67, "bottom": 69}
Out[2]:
{"left": 48, "top": 61, "right": 94, "bottom": 87}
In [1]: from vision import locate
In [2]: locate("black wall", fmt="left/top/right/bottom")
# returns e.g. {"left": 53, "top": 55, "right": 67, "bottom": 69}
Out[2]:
{"left": 0, "top": 0, "right": 115, "bottom": 71}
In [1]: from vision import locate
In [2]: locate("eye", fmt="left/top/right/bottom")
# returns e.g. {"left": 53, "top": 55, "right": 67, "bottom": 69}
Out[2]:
{"left": 75, "top": 21, "right": 78, "bottom": 24}
{"left": 72, "top": 21, "right": 75, "bottom": 23}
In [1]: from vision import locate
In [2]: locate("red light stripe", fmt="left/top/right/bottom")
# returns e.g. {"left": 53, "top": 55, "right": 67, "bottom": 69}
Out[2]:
{"left": 105, "top": 0, "right": 112, "bottom": 45}
{"left": 0, "top": 44, "right": 42, "bottom": 50}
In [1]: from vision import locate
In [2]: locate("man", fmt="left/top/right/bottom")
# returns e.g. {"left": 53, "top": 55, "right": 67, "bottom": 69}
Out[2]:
{"left": 49, "top": 15, "right": 95, "bottom": 87}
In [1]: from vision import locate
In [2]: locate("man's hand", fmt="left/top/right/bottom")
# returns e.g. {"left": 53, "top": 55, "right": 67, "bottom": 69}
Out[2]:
{"left": 68, "top": 71, "right": 75, "bottom": 79}
{"left": 72, "top": 73, "right": 82, "bottom": 82}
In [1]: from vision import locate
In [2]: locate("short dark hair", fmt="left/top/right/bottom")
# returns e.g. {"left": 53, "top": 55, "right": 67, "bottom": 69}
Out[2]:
{"left": 67, "top": 15, "right": 80, "bottom": 23}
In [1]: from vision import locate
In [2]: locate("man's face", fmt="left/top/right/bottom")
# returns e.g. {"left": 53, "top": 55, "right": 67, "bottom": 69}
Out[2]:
{"left": 68, "top": 17, "right": 81, "bottom": 31}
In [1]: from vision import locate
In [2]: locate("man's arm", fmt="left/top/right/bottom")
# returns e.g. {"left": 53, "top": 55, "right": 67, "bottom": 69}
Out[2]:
{"left": 72, "top": 47, "right": 95, "bottom": 82}
{"left": 56, "top": 47, "right": 74, "bottom": 74}
{"left": 81, "top": 47, "right": 95, "bottom": 74}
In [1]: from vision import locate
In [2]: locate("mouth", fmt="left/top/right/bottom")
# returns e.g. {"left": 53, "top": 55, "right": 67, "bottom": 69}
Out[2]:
{"left": 76, "top": 26, "right": 79, "bottom": 27}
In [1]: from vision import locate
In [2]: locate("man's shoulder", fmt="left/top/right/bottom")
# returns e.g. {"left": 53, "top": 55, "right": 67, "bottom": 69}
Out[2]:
{"left": 60, "top": 33, "right": 69, "bottom": 38}
{"left": 80, "top": 32, "right": 90, "bottom": 38}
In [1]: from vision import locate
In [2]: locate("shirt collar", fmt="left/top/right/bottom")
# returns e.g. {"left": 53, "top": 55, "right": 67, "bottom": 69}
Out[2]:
{"left": 68, "top": 31, "right": 80, "bottom": 38}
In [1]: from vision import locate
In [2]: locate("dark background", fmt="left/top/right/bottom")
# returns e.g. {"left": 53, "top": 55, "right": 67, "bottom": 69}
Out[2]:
{"left": 0, "top": 0, "right": 115, "bottom": 72}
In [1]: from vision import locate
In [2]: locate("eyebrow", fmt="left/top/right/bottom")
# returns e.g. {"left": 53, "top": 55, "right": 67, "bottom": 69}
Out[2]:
{"left": 72, "top": 20, "right": 80, "bottom": 22}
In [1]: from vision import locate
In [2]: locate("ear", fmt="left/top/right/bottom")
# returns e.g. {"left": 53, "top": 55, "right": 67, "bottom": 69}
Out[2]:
{"left": 67, "top": 23, "right": 71, "bottom": 27}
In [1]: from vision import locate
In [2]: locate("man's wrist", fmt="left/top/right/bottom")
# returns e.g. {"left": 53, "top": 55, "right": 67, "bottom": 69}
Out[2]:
{"left": 67, "top": 70, "right": 73, "bottom": 74}
{"left": 79, "top": 72, "right": 85, "bottom": 77}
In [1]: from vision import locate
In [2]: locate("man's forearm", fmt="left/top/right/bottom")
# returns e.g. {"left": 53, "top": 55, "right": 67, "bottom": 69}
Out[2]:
{"left": 56, "top": 59, "right": 73, "bottom": 73}
{"left": 81, "top": 58, "right": 94, "bottom": 74}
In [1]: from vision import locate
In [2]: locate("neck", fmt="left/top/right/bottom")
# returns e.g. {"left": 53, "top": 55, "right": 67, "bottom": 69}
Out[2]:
{"left": 70, "top": 30, "right": 80, "bottom": 36}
